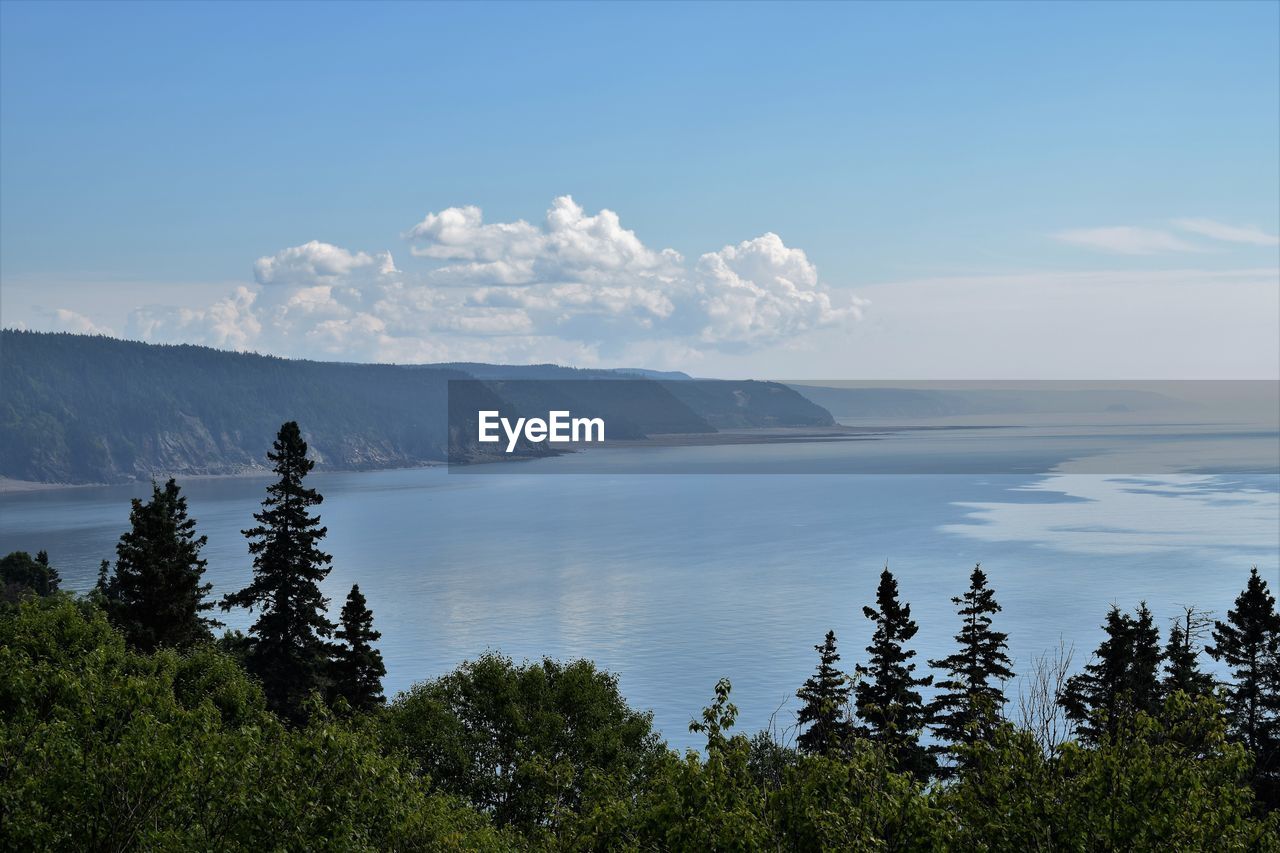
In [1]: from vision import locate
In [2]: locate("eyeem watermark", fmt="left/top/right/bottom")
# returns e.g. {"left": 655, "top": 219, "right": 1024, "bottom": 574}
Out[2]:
{"left": 478, "top": 410, "right": 606, "bottom": 453}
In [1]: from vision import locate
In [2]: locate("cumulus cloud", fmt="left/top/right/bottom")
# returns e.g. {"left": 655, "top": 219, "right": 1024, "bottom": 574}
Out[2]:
{"left": 406, "top": 196, "right": 683, "bottom": 286}
{"left": 1053, "top": 226, "right": 1201, "bottom": 255}
{"left": 123, "top": 197, "right": 863, "bottom": 365}
{"left": 254, "top": 240, "right": 397, "bottom": 286}
{"left": 696, "top": 233, "right": 864, "bottom": 345}
{"left": 127, "top": 287, "right": 261, "bottom": 351}
{"left": 1172, "top": 218, "right": 1280, "bottom": 247}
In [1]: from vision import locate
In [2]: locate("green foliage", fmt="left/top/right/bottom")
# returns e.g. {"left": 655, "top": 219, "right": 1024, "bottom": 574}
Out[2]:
{"left": 1208, "top": 566, "right": 1280, "bottom": 808}
{"left": 570, "top": 679, "right": 769, "bottom": 852}
{"left": 941, "top": 692, "right": 1279, "bottom": 851}
{"left": 1060, "top": 602, "right": 1165, "bottom": 742}
{"left": 768, "top": 747, "right": 947, "bottom": 852}
{"left": 330, "top": 584, "right": 387, "bottom": 712}
{"left": 570, "top": 680, "right": 946, "bottom": 852}
{"left": 855, "top": 566, "right": 935, "bottom": 779}
{"left": 691, "top": 677, "right": 740, "bottom": 755}
{"left": 0, "top": 549, "right": 60, "bottom": 602}
{"left": 573, "top": 735, "right": 771, "bottom": 852}
{"left": 745, "top": 729, "right": 800, "bottom": 789}
{"left": 795, "top": 630, "right": 854, "bottom": 756}
{"left": 383, "top": 652, "right": 662, "bottom": 837}
{"left": 3, "top": 594, "right": 1277, "bottom": 852}
{"left": 221, "top": 421, "right": 336, "bottom": 724}
{"left": 928, "top": 564, "right": 1015, "bottom": 763}
{"left": 100, "top": 477, "right": 219, "bottom": 651}
{"left": 0, "top": 597, "right": 513, "bottom": 851}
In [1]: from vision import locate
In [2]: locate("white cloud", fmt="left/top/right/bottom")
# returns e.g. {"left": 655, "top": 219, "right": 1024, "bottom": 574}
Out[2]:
{"left": 1172, "top": 218, "right": 1280, "bottom": 247}
{"left": 695, "top": 233, "right": 864, "bottom": 345}
{"left": 254, "top": 240, "right": 397, "bottom": 286}
{"left": 407, "top": 196, "right": 683, "bottom": 290}
{"left": 127, "top": 286, "right": 261, "bottom": 351}
{"left": 1053, "top": 226, "right": 1201, "bottom": 255}
{"left": 1054, "top": 218, "right": 1280, "bottom": 256}
{"left": 405, "top": 205, "right": 543, "bottom": 263}
{"left": 39, "top": 308, "right": 115, "bottom": 336}
{"left": 405, "top": 195, "right": 692, "bottom": 347}
{"left": 130, "top": 197, "right": 862, "bottom": 364}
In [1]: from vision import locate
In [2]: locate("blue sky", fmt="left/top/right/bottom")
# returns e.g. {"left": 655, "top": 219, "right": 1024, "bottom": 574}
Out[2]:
{"left": 2, "top": 1, "right": 1277, "bottom": 376}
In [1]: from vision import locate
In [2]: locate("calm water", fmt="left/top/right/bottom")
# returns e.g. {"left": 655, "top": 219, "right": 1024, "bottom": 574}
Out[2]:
{"left": 3, "top": 426, "right": 1277, "bottom": 751}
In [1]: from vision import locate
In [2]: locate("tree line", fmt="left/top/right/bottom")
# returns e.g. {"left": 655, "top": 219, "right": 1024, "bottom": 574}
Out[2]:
{"left": 792, "top": 562, "right": 1280, "bottom": 793}
{"left": 3, "top": 419, "right": 1279, "bottom": 850}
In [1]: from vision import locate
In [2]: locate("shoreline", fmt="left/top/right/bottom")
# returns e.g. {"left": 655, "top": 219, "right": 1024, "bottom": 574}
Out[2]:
{"left": 0, "top": 461, "right": 450, "bottom": 495}
{"left": 0, "top": 424, "right": 1049, "bottom": 493}
{"left": 0, "top": 427, "right": 896, "bottom": 493}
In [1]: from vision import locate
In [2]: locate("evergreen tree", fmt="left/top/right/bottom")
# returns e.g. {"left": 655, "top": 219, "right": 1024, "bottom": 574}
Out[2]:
{"left": 222, "top": 421, "right": 336, "bottom": 723}
{"left": 795, "top": 630, "right": 854, "bottom": 756}
{"left": 33, "top": 551, "right": 59, "bottom": 592}
{"left": 1206, "top": 566, "right": 1280, "bottom": 804}
{"left": 1060, "top": 602, "right": 1163, "bottom": 742}
{"left": 1061, "top": 606, "right": 1132, "bottom": 741}
{"left": 93, "top": 560, "right": 110, "bottom": 600}
{"left": 1128, "top": 602, "right": 1163, "bottom": 708}
{"left": 330, "top": 584, "right": 386, "bottom": 712}
{"left": 928, "top": 565, "right": 1015, "bottom": 759}
{"left": 0, "top": 550, "right": 61, "bottom": 602}
{"left": 100, "top": 478, "right": 217, "bottom": 651}
{"left": 854, "top": 566, "right": 934, "bottom": 778}
{"left": 1162, "top": 606, "right": 1214, "bottom": 698}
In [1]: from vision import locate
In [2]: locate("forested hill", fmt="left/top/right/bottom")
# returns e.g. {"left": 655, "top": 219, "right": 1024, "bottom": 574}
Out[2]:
{"left": 0, "top": 331, "right": 833, "bottom": 484}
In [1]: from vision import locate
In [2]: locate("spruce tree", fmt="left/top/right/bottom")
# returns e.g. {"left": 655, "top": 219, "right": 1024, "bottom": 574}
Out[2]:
{"left": 101, "top": 478, "right": 217, "bottom": 651}
{"left": 795, "top": 630, "right": 854, "bottom": 756}
{"left": 330, "top": 584, "right": 387, "bottom": 712}
{"left": 1206, "top": 566, "right": 1280, "bottom": 804}
{"left": 1162, "top": 606, "right": 1214, "bottom": 698}
{"left": 854, "top": 566, "right": 934, "bottom": 778}
{"left": 33, "top": 551, "right": 59, "bottom": 592}
{"left": 928, "top": 565, "right": 1014, "bottom": 758}
{"left": 1061, "top": 606, "right": 1131, "bottom": 741}
{"left": 1128, "top": 602, "right": 1163, "bottom": 709}
{"left": 222, "top": 421, "right": 335, "bottom": 723}
{"left": 1060, "top": 602, "right": 1163, "bottom": 742}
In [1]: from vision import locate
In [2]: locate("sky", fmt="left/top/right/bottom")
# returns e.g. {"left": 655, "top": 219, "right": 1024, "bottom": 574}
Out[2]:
{"left": 1, "top": 0, "right": 1277, "bottom": 378}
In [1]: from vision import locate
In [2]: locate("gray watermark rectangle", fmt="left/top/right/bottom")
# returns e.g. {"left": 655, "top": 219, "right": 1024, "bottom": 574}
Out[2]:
{"left": 446, "top": 379, "right": 1279, "bottom": 475}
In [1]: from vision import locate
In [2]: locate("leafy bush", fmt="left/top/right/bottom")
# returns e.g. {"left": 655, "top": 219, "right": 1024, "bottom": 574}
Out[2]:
{"left": 0, "top": 597, "right": 512, "bottom": 851}
{"left": 383, "top": 652, "right": 663, "bottom": 838}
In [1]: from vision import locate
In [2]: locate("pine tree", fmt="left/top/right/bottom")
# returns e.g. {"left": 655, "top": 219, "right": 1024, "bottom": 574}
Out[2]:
{"left": 100, "top": 478, "right": 218, "bottom": 651}
{"left": 928, "top": 565, "right": 1015, "bottom": 759}
{"left": 1060, "top": 602, "right": 1163, "bottom": 742}
{"left": 33, "top": 551, "right": 59, "bottom": 592}
{"left": 1206, "top": 566, "right": 1280, "bottom": 804}
{"left": 1162, "top": 606, "right": 1214, "bottom": 698}
{"left": 330, "top": 584, "right": 386, "bottom": 712}
{"left": 222, "top": 421, "right": 336, "bottom": 723}
{"left": 795, "top": 630, "right": 854, "bottom": 756}
{"left": 854, "top": 566, "right": 934, "bottom": 778}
